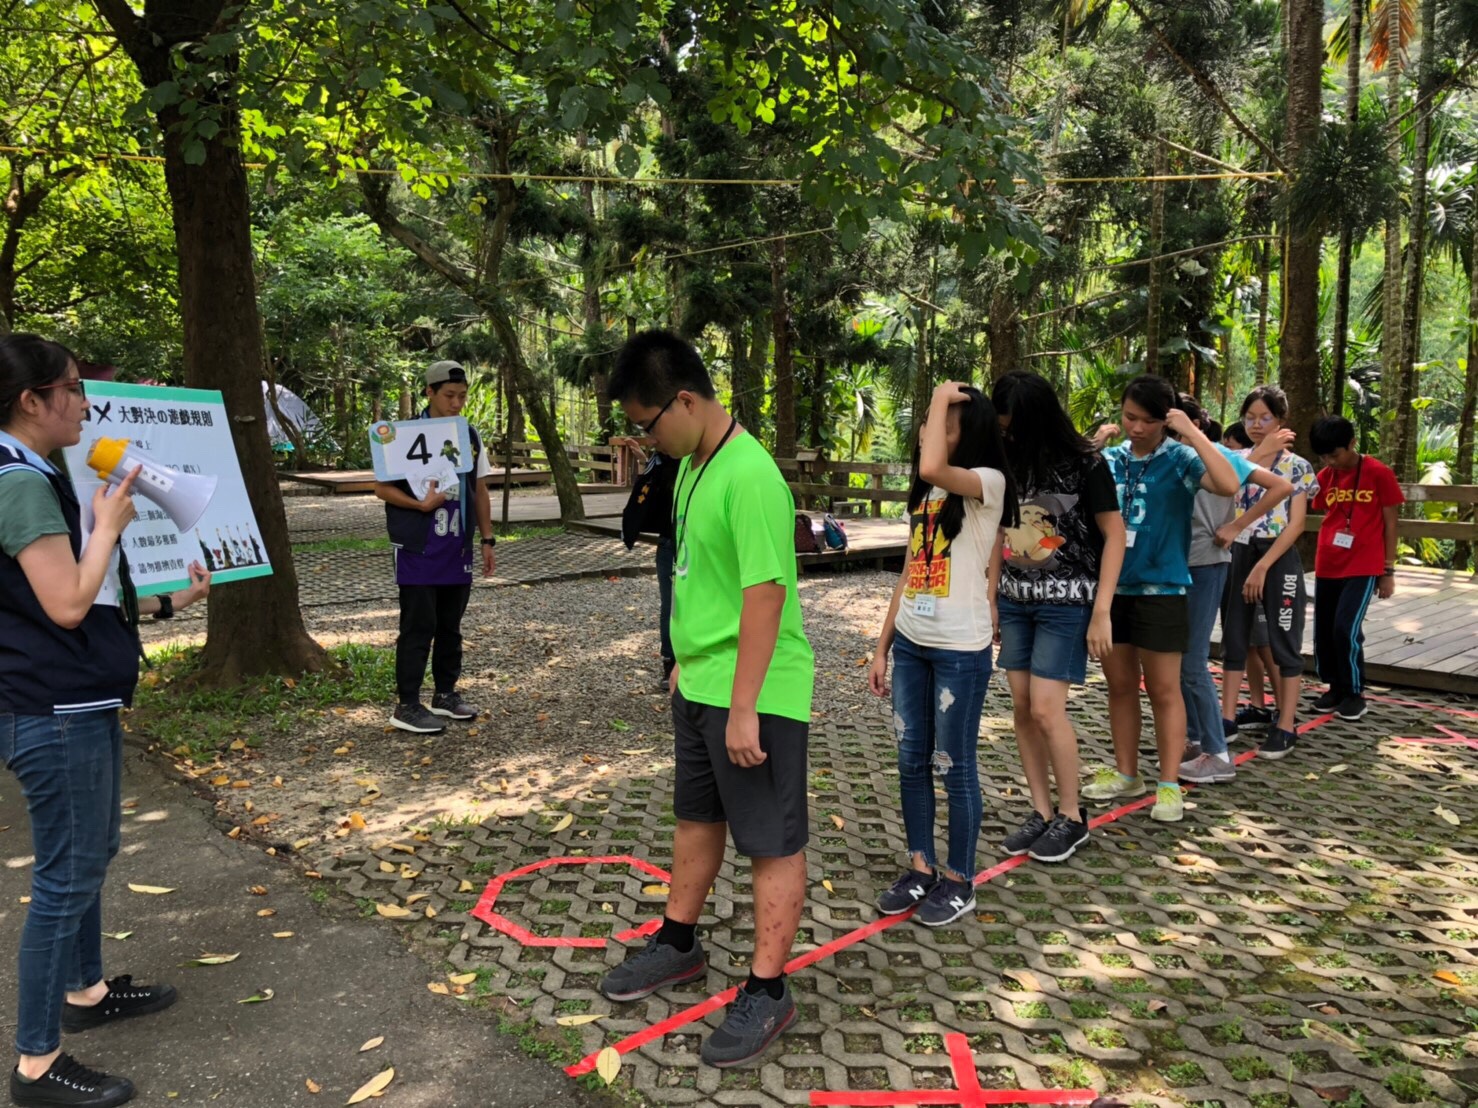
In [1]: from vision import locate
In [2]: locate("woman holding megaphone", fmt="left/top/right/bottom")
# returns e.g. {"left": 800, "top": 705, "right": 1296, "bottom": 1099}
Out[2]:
{"left": 0, "top": 335, "right": 209, "bottom": 1108}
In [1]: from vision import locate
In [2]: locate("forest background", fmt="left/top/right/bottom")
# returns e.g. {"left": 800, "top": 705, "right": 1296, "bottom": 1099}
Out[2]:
{"left": 3, "top": 0, "right": 1477, "bottom": 683}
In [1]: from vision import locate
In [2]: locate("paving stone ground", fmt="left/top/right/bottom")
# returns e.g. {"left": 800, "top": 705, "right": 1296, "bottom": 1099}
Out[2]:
{"left": 310, "top": 683, "right": 1478, "bottom": 1108}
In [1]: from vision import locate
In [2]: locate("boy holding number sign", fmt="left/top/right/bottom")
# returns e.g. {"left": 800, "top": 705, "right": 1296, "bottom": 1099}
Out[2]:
{"left": 375, "top": 361, "right": 495, "bottom": 734}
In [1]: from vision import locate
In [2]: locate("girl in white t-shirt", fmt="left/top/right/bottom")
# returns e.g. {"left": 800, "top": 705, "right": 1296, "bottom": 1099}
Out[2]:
{"left": 868, "top": 382, "right": 1018, "bottom": 927}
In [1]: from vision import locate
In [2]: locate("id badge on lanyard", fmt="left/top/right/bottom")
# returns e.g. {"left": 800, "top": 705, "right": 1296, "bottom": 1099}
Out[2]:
{"left": 913, "top": 594, "right": 937, "bottom": 617}
{"left": 1333, "top": 531, "right": 1355, "bottom": 549}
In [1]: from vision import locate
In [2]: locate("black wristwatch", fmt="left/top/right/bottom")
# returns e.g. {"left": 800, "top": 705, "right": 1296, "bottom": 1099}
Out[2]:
{"left": 480, "top": 535, "right": 496, "bottom": 547}
{"left": 153, "top": 593, "right": 175, "bottom": 620}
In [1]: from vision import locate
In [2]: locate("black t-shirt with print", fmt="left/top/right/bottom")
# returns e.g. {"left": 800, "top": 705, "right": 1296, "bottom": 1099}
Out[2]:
{"left": 998, "top": 455, "right": 1119, "bottom": 605}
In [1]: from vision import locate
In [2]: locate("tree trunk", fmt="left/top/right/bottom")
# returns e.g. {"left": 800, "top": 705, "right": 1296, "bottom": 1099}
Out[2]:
{"left": 912, "top": 305, "right": 932, "bottom": 431}
{"left": 1330, "top": 0, "right": 1364, "bottom": 415}
{"left": 729, "top": 325, "right": 760, "bottom": 431}
{"left": 96, "top": 0, "right": 325, "bottom": 684}
{"left": 1379, "top": 0, "right": 1406, "bottom": 464}
{"left": 1255, "top": 239, "right": 1271, "bottom": 384}
{"left": 748, "top": 311, "right": 771, "bottom": 447}
{"left": 770, "top": 241, "right": 796, "bottom": 459}
{"left": 1145, "top": 138, "right": 1166, "bottom": 377}
{"left": 1455, "top": 214, "right": 1478, "bottom": 572}
{"left": 1394, "top": 0, "right": 1437, "bottom": 481}
{"left": 988, "top": 286, "right": 1021, "bottom": 382}
{"left": 1277, "top": 0, "right": 1325, "bottom": 453}
{"left": 578, "top": 166, "right": 614, "bottom": 439}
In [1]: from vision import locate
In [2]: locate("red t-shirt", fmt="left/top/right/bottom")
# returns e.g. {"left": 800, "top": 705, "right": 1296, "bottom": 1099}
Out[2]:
{"left": 1313, "top": 456, "right": 1404, "bottom": 577}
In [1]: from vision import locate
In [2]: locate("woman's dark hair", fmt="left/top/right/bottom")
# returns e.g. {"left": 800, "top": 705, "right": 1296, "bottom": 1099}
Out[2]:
{"left": 1223, "top": 421, "right": 1253, "bottom": 449}
{"left": 990, "top": 371, "right": 1097, "bottom": 492}
{"left": 908, "top": 386, "right": 1020, "bottom": 542}
{"left": 1310, "top": 415, "right": 1356, "bottom": 455}
{"left": 1173, "top": 391, "right": 1206, "bottom": 432}
{"left": 1240, "top": 383, "right": 1289, "bottom": 421}
{"left": 1120, "top": 374, "right": 1175, "bottom": 421}
{"left": 1205, "top": 418, "right": 1223, "bottom": 444}
{"left": 0, "top": 334, "right": 75, "bottom": 428}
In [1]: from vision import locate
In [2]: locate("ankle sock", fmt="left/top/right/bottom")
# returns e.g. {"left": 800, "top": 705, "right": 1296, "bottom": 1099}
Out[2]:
{"left": 656, "top": 916, "right": 696, "bottom": 953}
{"left": 1158, "top": 781, "right": 1181, "bottom": 791}
{"left": 743, "top": 972, "right": 785, "bottom": 1000}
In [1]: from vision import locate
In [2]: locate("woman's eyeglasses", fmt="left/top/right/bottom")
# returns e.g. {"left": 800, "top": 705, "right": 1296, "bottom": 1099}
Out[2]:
{"left": 32, "top": 378, "right": 86, "bottom": 399}
{"left": 1242, "top": 413, "right": 1275, "bottom": 426}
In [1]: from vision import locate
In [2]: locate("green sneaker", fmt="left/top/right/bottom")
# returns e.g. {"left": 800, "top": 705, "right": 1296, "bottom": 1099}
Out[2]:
{"left": 1150, "top": 784, "right": 1185, "bottom": 822}
{"left": 1081, "top": 767, "right": 1146, "bottom": 802}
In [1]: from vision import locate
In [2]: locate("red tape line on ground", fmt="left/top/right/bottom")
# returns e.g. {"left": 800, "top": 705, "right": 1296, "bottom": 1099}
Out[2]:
{"left": 473, "top": 855, "right": 669, "bottom": 949}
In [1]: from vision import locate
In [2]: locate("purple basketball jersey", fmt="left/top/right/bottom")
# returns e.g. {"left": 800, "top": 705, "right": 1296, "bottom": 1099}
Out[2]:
{"left": 394, "top": 504, "right": 472, "bottom": 585}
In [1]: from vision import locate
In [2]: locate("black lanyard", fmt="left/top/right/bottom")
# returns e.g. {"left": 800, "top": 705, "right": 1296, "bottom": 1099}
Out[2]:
{"left": 1120, "top": 446, "right": 1157, "bottom": 524}
{"left": 1341, "top": 454, "right": 1364, "bottom": 530}
{"left": 671, "top": 417, "right": 738, "bottom": 553}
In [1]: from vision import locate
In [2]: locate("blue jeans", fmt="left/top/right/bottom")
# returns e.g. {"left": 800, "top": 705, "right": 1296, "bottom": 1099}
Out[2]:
{"left": 890, "top": 634, "right": 992, "bottom": 882}
{"left": 0, "top": 710, "right": 121, "bottom": 1055}
{"left": 656, "top": 538, "right": 675, "bottom": 667}
{"left": 1182, "top": 563, "right": 1229, "bottom": 756}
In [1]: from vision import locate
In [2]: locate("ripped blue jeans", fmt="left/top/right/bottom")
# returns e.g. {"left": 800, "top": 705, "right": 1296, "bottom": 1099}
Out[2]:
{"left": 890, "top": 633, "right": 992, "bottom": 882}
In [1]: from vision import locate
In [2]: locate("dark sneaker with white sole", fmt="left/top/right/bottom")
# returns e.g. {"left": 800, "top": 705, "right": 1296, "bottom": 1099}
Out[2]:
{"left": 875, "top": 870, "right": 938, "bottom": 915}
{"left": 1234, "top": 705, "right": 1274, "bottom": 730}
{"left": 1336, "top": 695, "right": 1368, "bottom": 721}
{"left": 1000, "top": 811, "right": 1049, "bottom": 857}
{"left": 1027, "top": 814, "right": 1090, "bottom": 863}
{"left": 62, "top": 976, "right": 177, "bottom": 1033}
{"left": 1259, "top": 727, "right": 1298, "bottom": 760}
{"left": 10, "top": 1054, "right": 134, "bottom": 1107}
{"left": 429, "top": 691, "right": 478, "bottom": 720}
{"left": 915, "top": 877, "right": 975, "bottom": 927}
{"left": 390, "top": 703, "right": 444, "bottom": 734}
{"left": 700, "top": 981, "right": 797, "bottom": 1067}
{"left": 1311, "top": 689, "right": 1341, "bottom": 712}
{"left": 598, "top": 936, "right": 706, "bottom": 1002}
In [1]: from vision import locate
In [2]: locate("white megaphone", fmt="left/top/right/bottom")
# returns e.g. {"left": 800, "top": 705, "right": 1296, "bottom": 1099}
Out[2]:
{"left": 86, "top": 436, "right": 219, "bottom": 532}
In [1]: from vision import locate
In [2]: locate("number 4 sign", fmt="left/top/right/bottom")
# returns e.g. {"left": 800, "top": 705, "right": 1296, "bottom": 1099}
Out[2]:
{"left": 368, "top": 417, "right": 473, "bottom": 499}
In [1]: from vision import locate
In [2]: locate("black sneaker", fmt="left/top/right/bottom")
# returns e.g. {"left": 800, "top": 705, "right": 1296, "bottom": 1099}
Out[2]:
{"left": 10, "top": 1054, "right": 134, "bottom": 1107}
{"left": 1259, "top": 727, "right": 1298, "bottom": 761}
{"left": 915, "top": 877, "right": 975, "bottom": 928}
{"left": 876, "top": 870, "right": 938, "bottom": 914}
{"left": 1311, "top": 689, "right": 1341, "bottom": 712}
{"left": 1222, "top": 718, "right": 1239, "bottom": 744}
{"left": 1028, "top": 814, "right": 1090, "bottom": 863}
{"left": 598, "top": 935, "right": 707, "bottom": 1002}
{"left": 1234, "top": 706, "right": 1274, "bottom": 730}
{"left": 429, "top": 691, "right": 478, "bottom": 720}
{"left": 62, "top": 975, "right": 177, "bottom": 1032}
{"left": 700, "top": 980, "right": 797, "bottom": 1067}
{"left": 390, "top": 703, "right": 445, "bottom": 734}
{"left": 1000, "top": 811, "right": 1050, "bottom": 857}
{"left": 1336, "top": 695, "right": 1368, "bottom": 722}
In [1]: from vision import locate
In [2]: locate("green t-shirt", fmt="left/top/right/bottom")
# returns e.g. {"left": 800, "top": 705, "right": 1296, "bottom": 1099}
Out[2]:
{"left": 671, "top": 432, "right": 814, "bottom": 722}
{"left": 0, "top": 468, "right": 68, "bottom": 557}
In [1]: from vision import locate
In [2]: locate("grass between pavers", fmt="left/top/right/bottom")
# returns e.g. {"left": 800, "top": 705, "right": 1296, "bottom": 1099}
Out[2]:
{"left": 130, "top": 641, "right": 393, "bottom": 762}
{"left": 292, "top": 524, "right": 564, "bottom": 555}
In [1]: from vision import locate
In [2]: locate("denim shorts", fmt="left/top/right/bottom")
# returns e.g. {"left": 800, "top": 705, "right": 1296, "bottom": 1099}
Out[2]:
{"left": 995, "top": 598, "right": 1093, "bottom": 684}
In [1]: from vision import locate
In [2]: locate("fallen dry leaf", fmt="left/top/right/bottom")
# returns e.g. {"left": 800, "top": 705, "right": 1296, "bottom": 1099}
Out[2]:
{"left": 426, "top": 982, "right": 451, "bottom": 995}
{"left": 1329, "top": 764, "right": 1349, "bottom": 774}
{"left": 1005, "top": 969, "right": 1043, "bottom": 992}
{"left": 346, "top": 1067, "right": 394, "bottom": 1104}
{"left": 448, "top": 972, "right": 477, "bottom": 986}
{"left": 346, "top": 812, "right": 367, "bottom": 831}
{"left": 211, "top": 775, "right": 230, "bottom": 786}
{"left": 829, "top": 814, "right": 845, "bottom": 830}
{"left": 641, "top": 883, "right": 670, "bottom": 896}
{"left": 227, "top": 826, "right": 242, "bottom": 839}
{"left": 237, "top": 988, "right": 274, "bottom": 1004}
{"left": 822, "top": 879, "right": 834, "bottom": 894}
{"left": 306, "top": 1077, "right": 321, "bottom": 1094}
{"left": 249, "top": 885, "right": 268, "bottom": 895}
{"left": 1312, "top": 1087, "right": 1353, "bottom": 1102}
{"left": 128, "top": 884, "right": 175, "bottom": 895}
{"left": 359, "top": 1037, "right": 384, "bottom": 1052}
{"left": 457, "top": 879, "right": 474, "bottom": 893}
{"left": 405, "top": 893, "right": 429, "bottom": 905}
{"left": 375, "top": 903, "right": 413, "bottom": 920}
{"left": 272, "top": 931, "right": 294, "bottom": 939}
{"left": 1173, "top": 855, "right": 1199, "bottom": 867}
{"left": 1433, "top": 805, "right": 1461, "bottom": 826}
{"left": 184, "top": 952, "right": 241, "bottom": 966}
{"left": 378, "top": 861, "right": 395, "bottom": 873}
{"left": 1434, "top": 969, "right": 1463, "bottom": 986}
{"left": 595, "top": 1047, "right": 621, "bottom": 1085}
{"left": 551, "top": 812, "right": 574, "bottom": 833}
{"left": 1301, "top": 1019, "right": 1361, "bottom": 1052}
{"left": 556, "top": 1013, "right": 604, "bottom": 1027}
{"left": 257, "top": 908, "right": 276, "bottom": 918}
{"left": 103, "top": 930, "right": 132, "bottom": 940}
{"left": 620, "top": 748, "right": 655, "bottom": 756}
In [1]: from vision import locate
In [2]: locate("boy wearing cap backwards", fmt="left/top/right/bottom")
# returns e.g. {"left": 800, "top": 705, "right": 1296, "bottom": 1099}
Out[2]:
{"left": 375, "top": 360, "right": 496, "bottom": 734}
{"left": 600, "top": 330, "right": 814, "bottom": 1069}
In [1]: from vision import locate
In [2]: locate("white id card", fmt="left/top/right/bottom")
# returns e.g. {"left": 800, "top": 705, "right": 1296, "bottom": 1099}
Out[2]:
{"left": 912, "top": 595, "right": 937, "bottom": 617}
{"left": 1124, "top": 529, "right": 1137, "bottom": 548}
{"left": 1235, "top": 530, "right": 1252, "bottom": 545}
{"left": 1333, "top": 531, "right": 1355, "bottom": 549}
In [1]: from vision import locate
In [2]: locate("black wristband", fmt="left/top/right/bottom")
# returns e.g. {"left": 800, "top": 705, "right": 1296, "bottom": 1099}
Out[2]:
{"left": 481, "top": 536, "right": 496, "bottom": 547}
{"left": 153, "top": 593, "right": 175, "bottom": 620}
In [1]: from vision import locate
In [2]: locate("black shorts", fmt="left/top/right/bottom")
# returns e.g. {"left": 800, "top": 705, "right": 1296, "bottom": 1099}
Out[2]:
{"left": 671, "top": 690, "right": 809, "bottom": 858}
{"left": 1110, "top": 593, "right": 1190, "bottom": 654}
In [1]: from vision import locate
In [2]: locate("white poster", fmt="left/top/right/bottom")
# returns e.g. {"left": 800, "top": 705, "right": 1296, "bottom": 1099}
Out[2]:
{"left": 61, "top": 381, "right": 273, "bottom": 599}
{"left": 368, "top": 417, "right": 473, "bottom": 500}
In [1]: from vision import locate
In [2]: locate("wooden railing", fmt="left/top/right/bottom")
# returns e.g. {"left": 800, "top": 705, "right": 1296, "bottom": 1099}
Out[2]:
{"left": 1306, "top": 483, "right": 1478, "bottom": 545}
{"left": 776, "top": 457, "right": 911, "bottom": 517}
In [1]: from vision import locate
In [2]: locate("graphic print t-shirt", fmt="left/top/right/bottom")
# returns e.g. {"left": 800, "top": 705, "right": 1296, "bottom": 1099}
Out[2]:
{"left": 894, "top": 467, "right": 1008, "bottom": 652}
{"left": 998, "top": 455, "right": 1118, "bottom": 606}
{"left": 1314, "top": 456, "right": 1404, "bottom": 578}
{"left": 394, "top": 437, "right": 493, "bottom": 586}
{"left": 1233, "top": 449, "right": 1319, "bottom": 539}
{"left": 1105, "top": 439, "right": 1207, "bottom": 596}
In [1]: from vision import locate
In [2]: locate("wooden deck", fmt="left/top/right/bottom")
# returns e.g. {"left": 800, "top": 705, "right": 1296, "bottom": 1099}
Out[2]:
{"left": 280, "top": 467, "right": 554, "bottom": 494}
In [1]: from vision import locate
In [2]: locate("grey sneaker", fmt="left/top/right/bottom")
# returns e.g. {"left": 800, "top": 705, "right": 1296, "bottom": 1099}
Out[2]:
{"left": 1001, "top": 811, "right": 1050, "bottom": 857}
{"left": 876, "top": 870, "right": 938, "bottom": 915}
{"left": 700, "top": 981, "right": 797, "bottom": 1067}
{"left": 915, "top": 877, "right": 976, "bottom": 927}
{"left": 391, "top": 703, "right": 445, "bottom": 734}
{"left": 1179, "top": 752, "right": 1236, "bottom": 784}
{"left": 598, "top": 936, "right": 707, "bottom": 1002}
{"left": 429, "top": 691, "right": 478, "bottom": 720}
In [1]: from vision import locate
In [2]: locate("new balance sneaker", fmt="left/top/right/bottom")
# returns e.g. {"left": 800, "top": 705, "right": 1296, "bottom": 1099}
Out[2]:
{"left": 1311, "top": 689, "right": 1341, "bottom": 712}
{"left": 700, "top": 980, "right": 797, "bottom": 1067}
{"left": 1150, "top": 784, "right": 1185, "bottom": 822}
{"left": 1081, "top": 768, "right": 1147, "bottom": 802}
{"left": 1000, "top": 811, "right": 1050, "bottom": 857}
{"left": 1027, "top": 814, "right": 1090, "bottom": 863}
{"left": 429, "top": 691, "right": 478, "bottom": 720}
{"left": 62, "top": 975, "right": 177, "bottom": 1033}
{"left": 10, "top": 1054, "right": 134, "bottom": 1107}
{"left": 1178, "top": 752, "right": 1236, "bottom": 784}
{"left": 1234, "top": 705, "right": 1274, "bottom": 730}
{"left": 1336, "top": 695, "right": 1368, "bottom": 722}
{"left": 1259, "top": 727, "right": 1298, "bottom": 760}
{"left": 598, "top": 935, "right": 707, "bottom": 1002}
{"left": 915, "top": 877, "right": 976, "bottom": 927}
{"left": 876, "top": 870, "right": 938, "bottom": 915}
{"left": 390, "top": 702, "right": 445, "bottom": 734}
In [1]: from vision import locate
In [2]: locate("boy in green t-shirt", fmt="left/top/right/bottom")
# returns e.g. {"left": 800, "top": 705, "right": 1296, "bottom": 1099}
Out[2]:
{"left": 599, "top": 330, "right": 815, "bottom": 1068}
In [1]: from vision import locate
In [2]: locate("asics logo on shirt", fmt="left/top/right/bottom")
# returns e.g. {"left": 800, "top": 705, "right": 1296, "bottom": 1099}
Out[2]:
{"left": 1326, "top": 488, "right": 1375, "bottom": 503}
